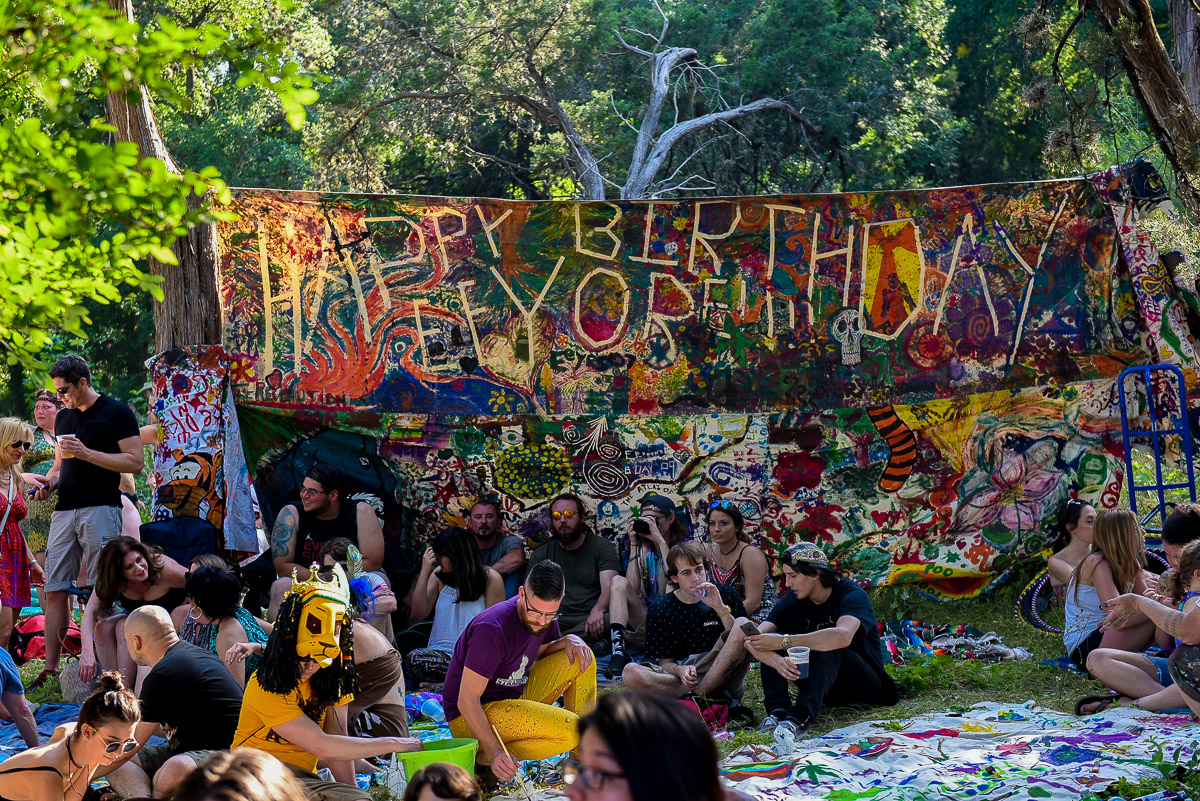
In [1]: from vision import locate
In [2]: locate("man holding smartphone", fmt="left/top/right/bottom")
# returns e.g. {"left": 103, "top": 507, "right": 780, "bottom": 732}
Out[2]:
{"left": 622, "top": 542, "right": 756, "bottom": 722}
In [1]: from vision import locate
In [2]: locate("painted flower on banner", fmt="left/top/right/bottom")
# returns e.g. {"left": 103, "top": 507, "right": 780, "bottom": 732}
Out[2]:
{"left": 952, "top": 447, "right": 1064, "bottom": 545}
{"left": 494, "top": 443, "right": 572, "bottom": 500}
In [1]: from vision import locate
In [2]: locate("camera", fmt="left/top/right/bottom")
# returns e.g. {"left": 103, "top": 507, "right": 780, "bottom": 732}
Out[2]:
{"left": 632, "top": 519, "right": 651, "bottom": 537}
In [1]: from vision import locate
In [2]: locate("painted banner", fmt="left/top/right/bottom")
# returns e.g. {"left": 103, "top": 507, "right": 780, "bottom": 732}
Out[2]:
{"left": 216, "top": 160, "right": 1199, "bottom": 595}
{"left": 147, "top": 346, "right": 258, "bottom": 554}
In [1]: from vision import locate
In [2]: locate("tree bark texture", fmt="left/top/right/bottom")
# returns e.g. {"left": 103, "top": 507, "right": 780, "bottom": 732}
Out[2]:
{"left": 1086, "top": 0, "right": 1200, "bottom": 215}
{"left": 1171, "top": 0, "right": 1200, "bottom": 113}
{"left": 103, "top": 0, "right": 221, "bottom": 351}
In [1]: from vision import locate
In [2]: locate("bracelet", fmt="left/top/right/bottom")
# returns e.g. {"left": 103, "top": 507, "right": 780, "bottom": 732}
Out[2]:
{"left": 781, "top": 635, "right": 791, "bottom": 649}
{"left": 716, "top": 606, "right": 732, "bottom": 618}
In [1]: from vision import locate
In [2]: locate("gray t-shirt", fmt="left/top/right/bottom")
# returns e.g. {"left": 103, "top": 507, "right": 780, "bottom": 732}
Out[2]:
{"left": 477, "top": 534, "right": 524, "bottom": 567}
{"left": 528, "top": 533, "right": 620, "bottom": 622}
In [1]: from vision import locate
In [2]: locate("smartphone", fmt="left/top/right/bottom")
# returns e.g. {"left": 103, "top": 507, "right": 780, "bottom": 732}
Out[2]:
{"left": 632, "top": 519, "right": 651, "bottom": 536}
{"left": 739, "top": 621, "right": 760, "bottom": 637}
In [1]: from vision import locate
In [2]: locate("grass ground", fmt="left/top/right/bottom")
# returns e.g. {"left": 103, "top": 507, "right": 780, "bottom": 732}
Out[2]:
{"left": 20, "top": 579, "right": 1181, "bottom": 800}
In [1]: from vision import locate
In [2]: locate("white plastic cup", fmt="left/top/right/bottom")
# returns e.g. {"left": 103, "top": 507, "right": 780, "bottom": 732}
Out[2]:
{"left": 59, "top": 434, "right": 78, "bottom": 458}
{"left": 787, "top": 645, "right": 810, "bottom": 679}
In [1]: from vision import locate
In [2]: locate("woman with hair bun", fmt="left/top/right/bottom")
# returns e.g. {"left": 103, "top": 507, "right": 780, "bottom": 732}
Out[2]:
{"left": 0, "top": 671, "right": 140, "bottom": 800}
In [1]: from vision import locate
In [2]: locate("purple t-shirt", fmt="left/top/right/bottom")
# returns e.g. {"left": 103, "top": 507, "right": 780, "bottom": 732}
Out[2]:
{"left": 442, "top": 596, "right": 561, "bottom": 720}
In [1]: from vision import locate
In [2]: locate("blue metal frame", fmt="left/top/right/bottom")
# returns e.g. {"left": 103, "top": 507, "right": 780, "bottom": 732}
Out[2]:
{"left": 1117, "top": 364, "right": 1197, "bottom": 525}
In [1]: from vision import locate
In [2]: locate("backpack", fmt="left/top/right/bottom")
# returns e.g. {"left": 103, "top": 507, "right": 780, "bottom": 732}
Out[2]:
{"left": 9, "top": 615, "right": 82, "bottom": 665}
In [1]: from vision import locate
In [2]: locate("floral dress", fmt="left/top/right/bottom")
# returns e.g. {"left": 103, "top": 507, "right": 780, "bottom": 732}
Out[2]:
{"left": 20, "top": 428, "right": 55, "bottom": 553}
{"left": 0, "top": 475, "right": 31, "bottom": 608}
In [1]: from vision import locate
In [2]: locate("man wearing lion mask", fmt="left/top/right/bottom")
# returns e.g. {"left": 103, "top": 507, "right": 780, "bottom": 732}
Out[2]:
{"left": 229, "top": 563, "right": 422, "bottom": 800}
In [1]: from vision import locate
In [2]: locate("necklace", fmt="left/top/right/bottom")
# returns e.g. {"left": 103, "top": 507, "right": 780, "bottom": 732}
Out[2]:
{"left": 64, "top": 738, "right": 88, "bottom": 798}
{"left": 711, "top": 543, "right": 743, "bottom": 585}
{"left": 718, "top": 540, "right": 741, "bottom": 558}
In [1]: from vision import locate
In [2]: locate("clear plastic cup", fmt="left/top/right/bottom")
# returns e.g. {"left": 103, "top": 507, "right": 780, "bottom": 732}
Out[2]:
{"left": 787, "top": 645, "right": 810, "bottom": 679}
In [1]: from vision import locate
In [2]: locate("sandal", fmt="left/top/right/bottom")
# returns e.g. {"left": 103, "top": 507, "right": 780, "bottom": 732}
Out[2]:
{"left": 27, "top": 669, "right": 58, "bottom": 692}
{"left": 1075, "top": 692, "right": 1127, "bottom": 715}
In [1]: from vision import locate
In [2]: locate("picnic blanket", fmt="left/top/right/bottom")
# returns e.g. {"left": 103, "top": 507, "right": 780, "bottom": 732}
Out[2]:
{"left": 723, "top": 702, "right": 1198, "bottom": 800}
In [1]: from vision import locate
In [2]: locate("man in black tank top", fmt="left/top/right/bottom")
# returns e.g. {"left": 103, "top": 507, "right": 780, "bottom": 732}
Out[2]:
{"left": 267, "top": 465, "right": 386, "bottom": 621}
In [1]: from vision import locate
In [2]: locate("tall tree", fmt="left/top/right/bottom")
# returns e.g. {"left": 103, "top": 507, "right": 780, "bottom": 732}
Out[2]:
{"left": 307, "top": 0, "right": 965, "bottom": 199}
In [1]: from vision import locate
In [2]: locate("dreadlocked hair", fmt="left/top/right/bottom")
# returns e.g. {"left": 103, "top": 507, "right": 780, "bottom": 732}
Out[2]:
{"left": 256, "top": 592, "right": 359, "bottom": 723}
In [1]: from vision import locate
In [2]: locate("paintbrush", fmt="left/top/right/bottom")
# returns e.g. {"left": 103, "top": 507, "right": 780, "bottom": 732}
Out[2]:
{"left": 491, "top": 723, "right": 533, "bottom": 800}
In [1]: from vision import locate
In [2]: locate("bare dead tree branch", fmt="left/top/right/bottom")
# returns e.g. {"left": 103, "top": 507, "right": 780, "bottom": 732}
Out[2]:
{"left": 623, "top": 96, "right": 821, "bottom": 198}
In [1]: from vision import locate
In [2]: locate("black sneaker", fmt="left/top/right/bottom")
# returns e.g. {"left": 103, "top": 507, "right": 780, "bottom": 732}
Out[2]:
{"left": 606, "top": 652, "right": 630, "bottom": 679}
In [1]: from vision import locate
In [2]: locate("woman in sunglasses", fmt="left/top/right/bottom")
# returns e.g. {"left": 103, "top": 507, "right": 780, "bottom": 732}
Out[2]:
{"left": 564, "top": 690, "right": 751, "bottom": 801}
{"left": 0, "top": 418, "right": 47, "bottom": 649}
{"left": 704, "top": 500, "right": 776, "bottom": 622}
{"left": 0, "top": 671, "right": 141, "bottom": 801}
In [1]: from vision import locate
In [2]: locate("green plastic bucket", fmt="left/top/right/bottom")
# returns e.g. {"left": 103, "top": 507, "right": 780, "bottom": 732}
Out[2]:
{"left": 396, "top": 738, "right": 479, "bottom": 776}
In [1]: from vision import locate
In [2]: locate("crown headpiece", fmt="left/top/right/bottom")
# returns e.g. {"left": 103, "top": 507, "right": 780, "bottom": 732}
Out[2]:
{"left": 285, "top": 562, "right": 350, "bottom": 608}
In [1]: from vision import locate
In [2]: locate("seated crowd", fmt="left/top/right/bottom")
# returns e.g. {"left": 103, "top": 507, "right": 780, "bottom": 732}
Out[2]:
{"left": 1061, "top": 503, "right": 1200, "bottom": 715}
{"left": 15, "top": 355, "right": 1200, "bottom": 799}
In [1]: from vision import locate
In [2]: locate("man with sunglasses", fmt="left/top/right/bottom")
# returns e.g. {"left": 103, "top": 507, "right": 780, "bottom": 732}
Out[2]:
{"left": 744, "top": 542, "right": 898, "bottom": 740}
{"left": 444, "top": 560, "right": 597, "bottom": 785}
{"left": 32, "top": 354, "right": 142, "bottom": 691}
{"left": 528, "top": 494, "right": 620, "bottom": 656}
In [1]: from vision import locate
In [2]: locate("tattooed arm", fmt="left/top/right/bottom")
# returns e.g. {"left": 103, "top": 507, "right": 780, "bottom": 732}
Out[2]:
{"left": 1102, "top": 593, "right": 1200, "bottom": 645}
{"left": 271, "top": 504, "right": 309, "bottom": 581}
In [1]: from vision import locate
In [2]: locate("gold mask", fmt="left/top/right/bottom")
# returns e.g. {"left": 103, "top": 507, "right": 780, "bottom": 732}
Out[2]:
{"left": 286, "top": 562, "right": 350, "bottom": 668}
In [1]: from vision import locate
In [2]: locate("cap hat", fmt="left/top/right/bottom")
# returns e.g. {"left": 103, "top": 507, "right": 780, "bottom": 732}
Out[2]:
{"left": 784, "top": 541, "right": 833, "bottom": 571}
{"left": 639, "top": 494, "right": 676, "bottom": 515}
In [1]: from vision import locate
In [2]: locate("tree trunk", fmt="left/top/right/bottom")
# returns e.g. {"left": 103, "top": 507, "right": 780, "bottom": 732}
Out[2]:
{"left": 1171, "top": 0, "right": 1200, "bottom": 112}
{"left": 103, "top": 0, "right": 221, "bottom": 351}
{"left": 1086, "top": 0, "right": 1200, "bottom": 216}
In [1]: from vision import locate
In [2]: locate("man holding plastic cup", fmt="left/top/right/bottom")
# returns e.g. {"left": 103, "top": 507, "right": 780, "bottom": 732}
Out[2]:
{"left": 744, "top": 542, "right": 898, "bottom": 740}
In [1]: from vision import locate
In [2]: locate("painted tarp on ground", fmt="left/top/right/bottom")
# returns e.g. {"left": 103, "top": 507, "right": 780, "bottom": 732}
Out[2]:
{"left": 721, "top": 702, "right": 1199, "bottom": 800}
{"left": 216, "top": 160, "right": 1199, "bottom": 594}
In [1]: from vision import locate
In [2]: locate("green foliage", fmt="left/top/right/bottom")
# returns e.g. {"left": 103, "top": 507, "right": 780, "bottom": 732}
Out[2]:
{"left": 0, "top": 0, "right": 320, "bottom": 369}
{"left": 305, "top": 0, "right": 970, "bottom": 197}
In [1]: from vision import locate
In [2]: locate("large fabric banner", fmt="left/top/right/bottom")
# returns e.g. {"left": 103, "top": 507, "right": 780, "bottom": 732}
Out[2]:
{"left": 217, "top": 160, "right": 1198, "bottom": 595}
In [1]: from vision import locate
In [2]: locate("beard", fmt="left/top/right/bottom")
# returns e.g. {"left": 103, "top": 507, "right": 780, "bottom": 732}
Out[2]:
{"left": 555, "top": 523, "right": 584, "bottom": 546}
{"left": 518, "top": 613, "right": 550, "bottom": 635}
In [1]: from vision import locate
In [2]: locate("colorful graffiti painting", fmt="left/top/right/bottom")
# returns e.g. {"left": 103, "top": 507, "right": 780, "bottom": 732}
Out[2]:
{"left": 147, "top": 347, "right": 257, "bottom": 553}
{"left": 214, "top": 161, "right": 1198, "bottom": 593}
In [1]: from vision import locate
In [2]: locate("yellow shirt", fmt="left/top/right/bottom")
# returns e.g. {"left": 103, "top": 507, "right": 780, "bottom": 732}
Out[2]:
{"left": 232, "top": 675, "right": 353, "bottom": 773}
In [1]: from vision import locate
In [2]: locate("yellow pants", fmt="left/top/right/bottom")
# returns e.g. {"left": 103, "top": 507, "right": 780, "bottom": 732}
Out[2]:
{"left": 448, "top": 649, "right": 597, "bottom": 761}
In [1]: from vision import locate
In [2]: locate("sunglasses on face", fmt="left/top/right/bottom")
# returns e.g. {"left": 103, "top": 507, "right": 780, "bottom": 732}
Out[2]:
{"left": 551, "top": 509, "right": 576, "bottom": 520}
{"left": 10, "top": 441, "right": 30, "bottom": 450}
{"left": 54, "top": 384, "right": 74, "bottom": 396}
{"left": 103, "top": 738, "right": 139, "bottom": 755}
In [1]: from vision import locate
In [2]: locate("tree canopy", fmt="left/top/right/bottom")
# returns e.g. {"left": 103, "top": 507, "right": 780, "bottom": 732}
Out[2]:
{"left": 2, "top": 0, "right": 1195, "bottom": 403}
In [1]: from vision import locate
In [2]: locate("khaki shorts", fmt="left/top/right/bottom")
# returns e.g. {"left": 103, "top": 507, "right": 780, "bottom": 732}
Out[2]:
{"left": 643, "top": 630, "right": 748, "bottom": 699}
{"left": 45, "top": 507, "right": 122, "bottom": 591}
{"left": 287, "top": 764, "right": 372, "bottom": 801}
{"left": 138, "top": 744, "right": 220, "bottom": 778}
